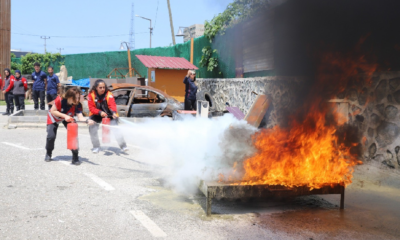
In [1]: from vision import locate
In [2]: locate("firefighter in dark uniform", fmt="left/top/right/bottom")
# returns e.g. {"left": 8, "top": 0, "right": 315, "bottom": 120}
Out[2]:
{"left": 87, "top": 79, "right": 128, "bottom": 154}
{"left": 45, "top": 87, "right": 94, "bottom": 165}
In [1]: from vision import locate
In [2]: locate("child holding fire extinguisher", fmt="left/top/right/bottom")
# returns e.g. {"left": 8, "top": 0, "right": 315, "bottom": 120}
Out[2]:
{"left": 87, "top": 79, "right": 128, "bottom": 154}
{"left": 45, "top": 87, "right": 94, "bottom": 165}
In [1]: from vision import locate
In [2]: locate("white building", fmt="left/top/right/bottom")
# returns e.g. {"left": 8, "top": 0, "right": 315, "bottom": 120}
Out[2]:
{"left": 183, "top": 24, "right": 205, "bottom": 42}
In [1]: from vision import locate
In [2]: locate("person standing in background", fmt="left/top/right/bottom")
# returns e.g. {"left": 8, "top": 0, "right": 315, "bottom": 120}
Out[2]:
{"left": 46, "top": 66, "right": 60, "bottom": 110}
{"left": 6, "top": 70, "right": 27, "bottom": 111}
{"left": 31, "top": 62, "right": 47, "bottom": 110}
{"left": 2, "top": 68, "right": 15, "bottom": 115}
{"left": 183, "top": 70, "right": 198, "bottom": 111}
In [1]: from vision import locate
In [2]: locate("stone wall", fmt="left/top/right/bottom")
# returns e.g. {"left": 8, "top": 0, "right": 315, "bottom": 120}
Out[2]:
{"left": 198, "top": 73, "right": 400, "bottom": 169}
{"left": 197, "top": 77, "right": 305, "bottom": 128}
{"left": 337, "top": 71, "right": 400, "bottom": 169}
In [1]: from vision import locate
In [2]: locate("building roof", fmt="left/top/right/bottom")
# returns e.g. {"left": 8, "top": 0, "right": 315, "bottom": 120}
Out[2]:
{"left": 136, "top": 55, "right": 198, "bottom": 70}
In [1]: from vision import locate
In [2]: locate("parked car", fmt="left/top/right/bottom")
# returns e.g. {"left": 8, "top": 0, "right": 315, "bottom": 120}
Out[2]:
{"left": 82, "top": 83, "right": 183, "bottom": 117}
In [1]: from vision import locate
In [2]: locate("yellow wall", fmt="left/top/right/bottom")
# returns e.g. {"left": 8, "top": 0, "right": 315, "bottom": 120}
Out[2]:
{"left": 147, "top": 68, "right": 188, "bottom": 102}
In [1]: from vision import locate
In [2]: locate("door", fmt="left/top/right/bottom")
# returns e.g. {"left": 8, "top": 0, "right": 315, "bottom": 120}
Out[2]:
{"left": 112, "top": 89, "right": 133, "bottom": 117}
{"left": 130, "top": 89, "right": 167, "bottom": 117}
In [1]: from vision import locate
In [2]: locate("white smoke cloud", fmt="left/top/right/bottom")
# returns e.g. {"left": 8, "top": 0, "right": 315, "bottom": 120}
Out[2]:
{"left": 118, "top": 114, "right": 257, "bottom": 194}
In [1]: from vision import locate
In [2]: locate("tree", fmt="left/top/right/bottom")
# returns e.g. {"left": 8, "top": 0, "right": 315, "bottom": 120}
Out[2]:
{"left": 10, "top": 53, "right": 22, "bottom": 75}
{"left": 204, "top": 0, "right": 271, "bottom": 42}
{"left": 200, "top": 0, "right": 271, "bottom": 72}
{"left": 21, "top": 53, "right": 65, "bottom": 74}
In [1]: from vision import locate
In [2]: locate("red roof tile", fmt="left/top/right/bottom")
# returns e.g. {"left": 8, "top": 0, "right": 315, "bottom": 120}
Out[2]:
{"left": 136, "top": 55, "right": 198, "bottom": 70}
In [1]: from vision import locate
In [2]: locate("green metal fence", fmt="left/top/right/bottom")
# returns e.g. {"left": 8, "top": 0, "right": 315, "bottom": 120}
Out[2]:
{"left": 11, "top": 31, "right": 267, "bottom": 80}
{"left": 63, "top": 35, "right": 237, "bottom": 80}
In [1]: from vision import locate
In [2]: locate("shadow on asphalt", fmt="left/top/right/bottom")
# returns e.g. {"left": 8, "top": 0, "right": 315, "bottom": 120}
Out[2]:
{"left": 101, "top": 146, "right": 129, "bottom": 157}
{"left": 52, "top": 155, "right": 98, "bottom": 165}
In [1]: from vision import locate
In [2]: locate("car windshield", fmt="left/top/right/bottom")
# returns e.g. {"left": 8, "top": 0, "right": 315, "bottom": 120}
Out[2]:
{"left": 134, "top": 89, "right": 165, "bottom": 104}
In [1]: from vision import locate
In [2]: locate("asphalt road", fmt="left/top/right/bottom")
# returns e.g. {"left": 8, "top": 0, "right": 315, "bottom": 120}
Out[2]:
{"left": 1, "top": 105, "right": 400, "bottom": 240}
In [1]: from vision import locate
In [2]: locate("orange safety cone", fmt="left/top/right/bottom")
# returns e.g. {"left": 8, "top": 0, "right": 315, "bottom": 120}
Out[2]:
{"left": 102, "top": 117, "right": 111, "bottom": 143}
{"left": 67, "top": 122, "right": 78, "bottom": 150}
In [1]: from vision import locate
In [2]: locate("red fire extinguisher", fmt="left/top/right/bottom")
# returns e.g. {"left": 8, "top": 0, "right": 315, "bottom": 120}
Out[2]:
{"left": 67, "top": 122, "right": 78, "bottom": 150}
{"left": 102, "top": 117, "right": 111, "bottom": 143}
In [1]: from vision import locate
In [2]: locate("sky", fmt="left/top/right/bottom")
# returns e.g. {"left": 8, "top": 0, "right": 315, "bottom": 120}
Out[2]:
{"left": 10, "top": 0, "right": 233, "bottom": 55}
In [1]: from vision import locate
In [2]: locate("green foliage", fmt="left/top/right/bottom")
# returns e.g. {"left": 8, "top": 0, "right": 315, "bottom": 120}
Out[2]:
{"left": 202, "top": 0, "right": 269, "bottom": 73}
{"left": 10, "top": 53, "right": 22, "bottom": 75}
{"left": 204, "top": 0, "right": 270, "bottom": 42}
{"left": 199, "top": 46, "right": 219, "bottom": 72}
{"left": 21, "top": 53, "right": 65, "bottom": 74}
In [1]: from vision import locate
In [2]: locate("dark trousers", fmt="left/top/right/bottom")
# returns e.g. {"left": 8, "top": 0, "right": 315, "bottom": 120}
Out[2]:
{"left": 32, "top": 90, "right": 45, "bottom": 110}
{"left": 47, "top": 93, "right": 58, "bottom": 110}
{"left": 5, "top": 92, "right": 14, "bottom": 113}
{"left": 14, "top": 94, "right": 25, "bottom": 111}
{"left": 184, "top": 98, "right": 197, "bottom": 111}
{"left": 46, "top": 121, "right": 78, "bottom": 156}
{"left": 89, "top": 115, "right": 127, "bottom": 149}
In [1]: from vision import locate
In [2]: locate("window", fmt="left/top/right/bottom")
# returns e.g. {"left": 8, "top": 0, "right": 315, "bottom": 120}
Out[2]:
{"left": 134, "top": 89, "right": 165, "bottom": 104}
{"left": 112, "top": 90, "right": 131, "bottom": 105}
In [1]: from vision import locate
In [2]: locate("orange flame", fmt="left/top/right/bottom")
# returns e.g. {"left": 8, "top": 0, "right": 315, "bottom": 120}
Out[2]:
{"left": 237, "top": 106, "right": 362, "bottom": 189}
{"left": 222, "top": 45, "right": 378, "bottom": 189}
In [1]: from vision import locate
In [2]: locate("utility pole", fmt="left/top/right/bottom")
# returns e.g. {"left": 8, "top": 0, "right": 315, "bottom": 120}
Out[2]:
{"left": 56, "top": 48, "right": 64, "bottom": 54}
{"left": 0, "top": 0, "right": 11, "bottom": 83}
{"left": 130, "top": 3, "right": 135, "bottom": 50}
{"left": 167, "top": 0, "right": 176, "bottom": 45}
{"left": 136, "top": 15, "right": 152, "bottom": 48}
{"left": 41, "top": 36, "right": 50, "bottom": 53}
{"left": 150, "top": 19, "right": 152, "bottom": 48}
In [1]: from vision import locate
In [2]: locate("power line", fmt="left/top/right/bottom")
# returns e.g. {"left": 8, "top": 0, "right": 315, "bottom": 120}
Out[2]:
{"left": 153, "top": 0, "right": 159, "bottom": 30}
{"left": 11, "top": 32, "right": 148, "bottom": 38}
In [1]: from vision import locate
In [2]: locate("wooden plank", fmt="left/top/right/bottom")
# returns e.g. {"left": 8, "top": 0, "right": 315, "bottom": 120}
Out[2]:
{"left": 244, "top": 95, "right": 270, "bottom": 128}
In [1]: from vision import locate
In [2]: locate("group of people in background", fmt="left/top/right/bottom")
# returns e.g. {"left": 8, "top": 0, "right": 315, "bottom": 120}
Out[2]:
{"left": 0, "top": 62, "right": 60, "bottom": 115}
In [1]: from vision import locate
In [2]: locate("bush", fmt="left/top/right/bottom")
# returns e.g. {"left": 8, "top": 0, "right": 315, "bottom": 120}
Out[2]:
{"left": 21, "top": 53, "right": 65, "bottom": 74}
{"left": 11, "top": 53, "right": 22, "bottom": 75}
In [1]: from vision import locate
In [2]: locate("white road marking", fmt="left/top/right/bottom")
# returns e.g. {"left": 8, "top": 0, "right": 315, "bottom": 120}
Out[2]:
{"left": 2, "top": 142, "right": 33, "bottom": 150}
{"left": 130, "top": 210, "right": 167, "bottom": 237}
{"left": 84, "top": 173, "right": 115, "bottom": 191}
{"left": 57, "top": 160, "right": 71, "bottom": 166}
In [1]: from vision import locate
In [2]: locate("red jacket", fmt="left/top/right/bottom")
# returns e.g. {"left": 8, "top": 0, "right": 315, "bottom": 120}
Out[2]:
{"left": 87, "top": 90, "right": 117, "bottom": 116}
{"left": 0, "top": 74, "right": 2, "bottom": 90}
{"left": 6, "top": 77, "right": 28, "bottom": 93}
{"left": 2, "top": 75, "right": 15, "bottom": 91}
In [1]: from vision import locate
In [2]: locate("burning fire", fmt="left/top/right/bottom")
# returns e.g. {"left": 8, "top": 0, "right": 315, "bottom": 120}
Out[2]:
{"left": 236, "top": 105, "right": 361, "bottom": 189}
{"left": 221, "top": 46, "right": 378, "bottom": 189}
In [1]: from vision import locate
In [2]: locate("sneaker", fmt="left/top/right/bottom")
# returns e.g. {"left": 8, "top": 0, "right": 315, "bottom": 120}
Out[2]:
{"left": 2, "top": 112, "right": 9, "bottom": 116}
{"left": 122, "top": 146, "right": 129, "bottom": 152}
{"left": 92, "top": 148, "right": 100, "bottom": 154}
{"left": 44, "top": 154, "right": 52, "bottom": 162}
{"left": 72, "top": 156, "right": 81, "bottom": 166}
